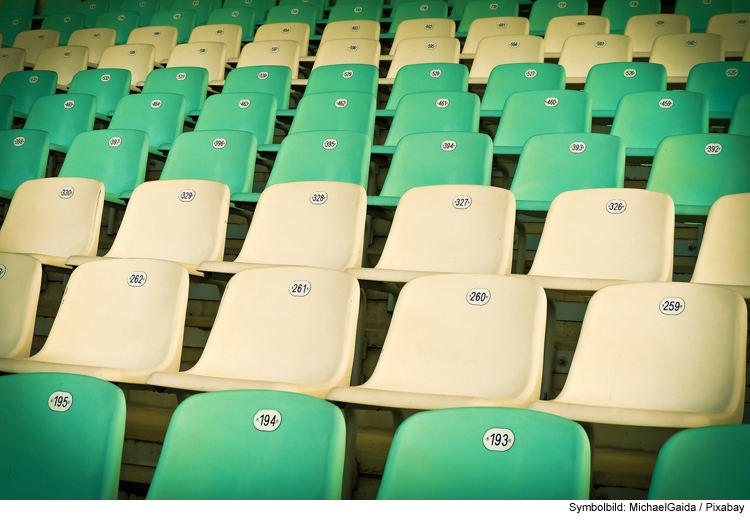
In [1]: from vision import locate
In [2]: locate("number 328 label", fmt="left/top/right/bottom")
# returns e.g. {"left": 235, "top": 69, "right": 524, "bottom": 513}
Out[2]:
{"left": 659, "top": 297, "right": 685, "bottom": 315}
{"left": 484, "top": 428, "right": 514, "bottom": 451}
{"left": 254, "top": 409, "right": 281, "bottom": 431}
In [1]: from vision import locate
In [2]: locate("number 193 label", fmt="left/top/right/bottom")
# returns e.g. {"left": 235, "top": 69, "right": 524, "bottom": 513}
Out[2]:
{"left": 254, "top": 409, "right": 281, "bottom": 431}
{"left": 49, "top": 391, "right": 73, "bottom": 412}
{"left": 483, "top": 428, "right": 514, "bottom": 451}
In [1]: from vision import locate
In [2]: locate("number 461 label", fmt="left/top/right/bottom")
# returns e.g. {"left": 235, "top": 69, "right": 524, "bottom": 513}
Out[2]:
{"left": 254, "top": 409, "right": 281, "bottom": 431}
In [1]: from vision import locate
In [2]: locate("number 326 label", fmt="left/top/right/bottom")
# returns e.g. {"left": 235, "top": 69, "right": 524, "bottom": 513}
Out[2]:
{"left": 484, "top": 428, "right": 514, "bottom": 451}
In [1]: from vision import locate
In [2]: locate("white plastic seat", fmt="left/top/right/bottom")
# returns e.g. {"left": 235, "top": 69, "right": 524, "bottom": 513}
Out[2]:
{"left": 66, "top": 180, "right": 230, "bottom": 276}
{"left": 386, "top": 36, "right": 460, "bottom": 81}
{"left": 319, "top": 20, "right": 381, "bottom": 45}
{"left": 327, "top": 274, "right": 548, "bottom": 410}
{"left": 237, "top": 40, "right": 301, "bottom": 79}
{"left": 0, "top": 258, "right": 190, "bottom": 384}
{"left": 189, "top": 24, "right": 242, "bottom": 62}
{"left": 529, "top": 282, "right": 747, "bottom": 428}
{"left": 390, "top": 18, "right": 456, "bottom": 55}
{"left": 462, "top": 17, "right": 530, "bottom": 56}
{"left": 0, "top": 48, "right": 26, "bottom": 84}
{"left": 348, "top": 185, "right": 515, "bottom": 283}
{"left": 199, "top": 181, "right": 367, "bottom": 275}
{"left": 468, "top": 35, "right": 544, "bottom": 80}
{"left": 0, "top": 252, "right": 41, "bottom": 359}
{"left": 559, "top": 34, "right": 633, "bottom": 83}
{"left": 127, "top": 26, "right": 179, "bottom": 65}
{"left": 166, "top": 42, "right": 228, "bottom": 84}
{"left": 544, "top": 15, "right": 611, "bottom": 58}
{"left": 13, "top": 29, "right": 60, "bottom": 66}
{"left": 624, "top": 14, "right": 691, "bottom": 58}
{"left": 706, "top": 13, "right": 750, "bottom": 58}
{"left": 650, "top": 32, "right": 725, "bottom": 82}
{"left": 311, "top": 38, "right": 381, "bottom": 70}
{"left": 253, "top": 22, "right": 310, "bottom": 56}
{"left": 68, "top": 28, "right": 117, "bottom": 67}
{"left": 98, "top": 44, "right": 156, "bottom": 88}
{"left": 147, "top": 266, "right": 360, "bottom": 397}
{"left": 34, "top": 45, "right": 89, "bottom": 88}
{"left": 0, "top": 178, "right": 104, "bottom": 268}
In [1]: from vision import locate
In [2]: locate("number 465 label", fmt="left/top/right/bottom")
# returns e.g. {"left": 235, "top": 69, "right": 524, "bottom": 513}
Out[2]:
{"left": 484, "top": 428, "right": 514, "bottom": 451}
{"left": 49, "top": 391, "right": 73, "bottom": 412}
{"left": 254, "top": 410, "right": 281, "bottom": 431}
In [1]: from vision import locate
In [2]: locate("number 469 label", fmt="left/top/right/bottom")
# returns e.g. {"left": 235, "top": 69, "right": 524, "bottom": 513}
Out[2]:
{"left": 254, "top": 409, "right": 281, "bottom": 431}
{"left": 483, "top": 428, "right": 514, "bottom": 451}
{"left": 49, "top": 391, "right": 73, "bottom": 412}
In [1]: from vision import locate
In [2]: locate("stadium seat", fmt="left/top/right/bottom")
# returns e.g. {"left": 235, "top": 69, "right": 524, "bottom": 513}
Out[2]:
{"left": 289, "top": 91, "right": 376, "bottom": 138}
{"left": 510, "top": 132, "right": 625, "bottom": 212}
{"left": 327, "top": 274, "right": 547, "bottom": 409}
{"left": 142, "top": 67, "right": 208, "bottom": 118}
{"left": 387, "top": 36, "right": 460, "bottom": 79}
{"left": 33, "top": 45, "right": 89, "bottom": 89}
{"left": 529, "top": 0, "right": 589, "bottom": 34}
{"left": 327, "top": 3, "right": 382, "bottom": 22}
{"left": 493, "top": 89, "right": 592, "bottom": 155}
{"left": 0, "top": 253, "right": 41, "bottom": 359}
{"left": 127, "top": 26, "right": 178, "bottom": 65}
{"left": 38, "top": 0, "right": 77, "bottom": 17}
{"left": 13, "top": 29, "right": 60, "bottom": 66}
{"left": 0, "top": 70, "right": 56, "bottom": 118}
{"left": 166, "top": 42, "right": 228, "bottom": 84}
{"left": 119, "top": 0, "right": 160, "bottom": 26}
{"left": 237, "top": 40, "right": 301, "bottom": 79}
{"left": 94, "top": 11, "right": 140, "bottom": 45}
{"left": 690, "top": 193, "right": 750, "bottom": 299}
{"left": 223, "top": 65, "right": 292, "bottom": 110}
{"left": 624, "top": 14, "right": 690, "bottom": 58}
{"left": 0, "top": 130, "right": 49, "bottom": 199}
{"left": 66, "top": 180, "right": 229, "bottom": 275}
{"left": 41, "top": 13, "right": 84, "bottom": 45}
{"left": 0, "top": 16, "right": 31, "bottom": 49}
{"left": 350, "top": 185, "right": 515, "bottom": 283}
{"left": 0, "top": 373, "right": 125, "bottom": 500}
{"left": 68, "top": 69, "right": 131, "bottom": 119}
{"left": 189, "top": 24, "right": 241, "bottom": 62}
{"left": 558, "top": 33, "right": 633, "bottom": 83}
{"left": 481, "top": 63, "right": 565, "bottom": 117}
{"left": 70, "top": 1, "right": 110, "bottom": 29}
{"left": 305, "top": 63, "right": 379, "bottom": 96}
{"left": 377, "top": 408, "right": 590, "bottom": 499}
{"left": 610, "top": 91, "right": 708, "bottom": 156}
{"left": 528, "top": 282, "right": 747, "bottom": 428}
{"left": 265, "top": 5, "right": 318, "bottom": 34}
{"left": 371, "top": 132, "right": 492, "bottom": 206}
{"left": 685, "top": 62, "right": 750, "bottom": 119}
{"left": 320, "top": 20, "right": 381, "bottom": 44}
{"left": 584, "top": 61, "right": 667, "bottom": 117}
{"left": 468, "top": 35, "right": 545, "bottom": 79}
{"left": 108, "top": 93, "right": 187, "bottom": 154}
{"left": 0, "top": 95, "right": 12, "bottom": 129}
{"left": 225, "top": 0, "right": 268, "bottom": 24}
{"left": 193, "top": 93, "right": 275, "bottom": 145}
{"left": 543, "top": 15, "right": 611, "bottom": 57}
{"left": 390, "top": 2, "right": 449, "bottom": 36}
{"left": 98, "top": 44, "right": 156, "bottom": 89}
{"left": 646, "top": 133, "right": 750, "bottom": 217}
{"left": 523, "top": 188, "right": 674, "bottom": 293}
{"left": 68, "top": 28, "right": 117, "bottom": 67}
{"left": 386, "top": 62, "right": 468, "bottom": 111}
{"left": 312, "top": 38, "right": 381, "bottom": 70}
{"left": 457, "top": 1, "right": 521, "bottom": 34}
{"left": 58, "top": 130, "right": 149, "bottom": 205}
{"left": 390, "top": 18, "right": 456, "bottom": 54}
{"left": 150, "top": 10, "right": 197, "bottom": 44}
{"left": 207, "top": 7, "right": 256, "bottom": 42}
{"left": 0, "top": 47, "right": 25, "bottom": 84}
{"left": 650, "top": 32, "right": 725, "bottom": 82}
{"left": 145, "top": 390, "right": 346, "bottom": 499}
{"left": 0, "top": 0, "right": 35, "bottom": 17}
{"left": 0, "top": 177, "right": 104, "bottom": 268}
{"left": 254, "top": 22, "right": 310, "bottom": 56}
{"left": 231, "top": 131, "right": 371, "bottom": 203}
{"left": 170, "top": 0, "right": 214, "bottom": 26}
{"left": 674, "top": 0, "right": 733, "bottom": 32}
{"left": 23, "top": 93, "right": 96, "bottom": 152}
{"left": 728, "top": 93, "right": 750, "bottom": 135}
{"left": 461, "top": 16, "right": 530, "bottom": 55}
{"left": 600, "top": 0, "right": 661, "bottom": 34}
{"left": 706, "top": 13, "right": 750, "bottom": 58}
{"left": 648, "top": 425, "right": 750, "bottom": 500}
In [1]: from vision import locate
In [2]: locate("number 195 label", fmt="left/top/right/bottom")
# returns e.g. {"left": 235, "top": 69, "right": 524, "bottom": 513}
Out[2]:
{"left": 49, "top": 391, "right": 73, "bottom": 412}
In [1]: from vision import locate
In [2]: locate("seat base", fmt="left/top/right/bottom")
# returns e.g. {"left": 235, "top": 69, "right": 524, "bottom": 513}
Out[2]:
{"left": 0, "top": 357, "right": 157, "bottom": 384}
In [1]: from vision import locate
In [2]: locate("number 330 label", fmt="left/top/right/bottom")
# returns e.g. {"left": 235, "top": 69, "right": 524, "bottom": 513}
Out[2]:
{"left": 49, "top": 391, "right": 73, "bottom": 412}
{"left": 484, "top": 428, "right": 514, "bottom": 451}
{"left": 254, "top": 409, "right": 281, "bottom": 431}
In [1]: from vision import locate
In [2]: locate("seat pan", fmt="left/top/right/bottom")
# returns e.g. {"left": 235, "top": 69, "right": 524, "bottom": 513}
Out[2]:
{"left": 520, "top": 275, "right": 637, "bottom": 293}
{"left": 0, "top": 357, "right": 157, "bottom": 384}
{"left": 327, "top": 386, "right": 533, "bottom": 411}
{"left": 27, "top": 253, "right": 73, "bottom": 269}
{"left": 347, "top": 267, "right": 446, "bottom": 284}
{"left": 690, "top": 282, "right": 750, "bottom": 300}
{"left": 66, "top": 255, "right": 204, "bottom": 276}
{"left": 197, "top": 260, "right": 273, "bottom": 276}
{"left": 147, "top": 371, "right": 335, "bottom": 398}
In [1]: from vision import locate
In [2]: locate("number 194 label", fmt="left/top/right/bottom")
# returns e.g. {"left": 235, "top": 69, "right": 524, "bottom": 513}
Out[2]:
{"left": 49, "top": 391, "right": 73, "bottom": 412}
{"left": 254, "top": 409, "right": 281, "bottom": 431}
{"left": 659, "top": 297, "right": 685, "bottom": 315}
{"left": 483, "top": 428, "right": 514, "bottom": 451}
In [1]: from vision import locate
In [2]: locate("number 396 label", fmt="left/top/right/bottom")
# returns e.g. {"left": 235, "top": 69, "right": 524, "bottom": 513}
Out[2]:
{"left": 659, "top": 297, "right": 685, "bottom": 315}
{"left": 483, "top": 428, "right": 514, "bottom": 451}
{"left": 49, "top": 391, "right": 73, "bottom": 412}
{"left": 467, "top": 288, "right": 490, "bottom": 306}
{"left": 254, "top": 409, "right": 281, "bottom": 431}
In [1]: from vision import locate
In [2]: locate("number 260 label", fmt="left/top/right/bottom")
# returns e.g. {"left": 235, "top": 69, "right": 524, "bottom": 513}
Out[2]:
{"left": 467, "top": 288, "right": 490, "bottom": 306}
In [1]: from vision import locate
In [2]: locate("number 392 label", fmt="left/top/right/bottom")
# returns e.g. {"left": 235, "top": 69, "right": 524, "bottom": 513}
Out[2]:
{"left": 483, "top": 428, "right": 514, "bottom": 451}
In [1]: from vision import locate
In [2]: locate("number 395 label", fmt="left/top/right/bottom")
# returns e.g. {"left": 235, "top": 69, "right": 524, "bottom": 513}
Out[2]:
{"left": 49, "top": 391, "right": 73, "bottom": 412}
{"left": 483, "top": 428, "right": 514, "bottom": 451}
{"left": 659, "top": 297, "right": 685, "bottom": 315}
{"left": 254, "top": 409, "right": 281, "bottom": 431}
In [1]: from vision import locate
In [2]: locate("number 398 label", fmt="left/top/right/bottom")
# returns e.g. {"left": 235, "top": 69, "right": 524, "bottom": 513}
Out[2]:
{"left": 49, "top": 391, "right": 73, "bottom": 412}
{"left": 254, "top": 409, "right": 281, "bottom": 431}
{"left": 289, "top": 280, "right": 311, "bottom": 297}
{"left": 659, "top": 297, "right": 685, "bottom": 315}
{"left": 467, "top": 288, "right": 490, "bottom": 306}
{"left": 483, "top": 428, "right": 514, "bottom": 452}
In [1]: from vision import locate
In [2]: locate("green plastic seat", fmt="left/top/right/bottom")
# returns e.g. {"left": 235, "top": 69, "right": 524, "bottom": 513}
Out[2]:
{"left": 71, "top": 0, "right": 111, "bottom": 29}
{"left": 232, "top": 130, "right": 371, "bottom": 203}
{"left": 674, "top": 0, "right": 733, "bottom": 32}
{"left": 390, "top": 1, "right": 449, "bottom": 35}
{"left": 58, "top": 129, "right": 149, "bottom": 204}
{"left": 119, "top": 0, "right": 160, "bottom": 26}
{"left": 370, "top": 131, "right": 492, "bottom": 206}
{"left": 0, "top": 95, "right": 13, "bottom": 129}
{"left": 493, "top": 89, "right": 592, "bottom": 155}
{"left": 0, "top": 69, "right": 57, "bottom": 117}
{"left": 224, "top": 0, "right": 269, "bottom": 24}
{"left": 289, "top": 91, "right": 377, "bottom": 138}
{"left": 648, "top": 425, "right": 750, "bottom": 500}
{"left": 266, "top": 5, "right": 318, "bottom": 34}
{"left": 0, "top": 0, "right": 35, "bottom": 17}
{"left": 601, "top": 0, "right": 661, "bottom": 34}
{"left": 377, "top": 407, "right": 591, "bottom": 500}
{"left": 337, "top": 0, "right": 383, "bottom": 6}
{"left": 279, "top": 0, "right": 326, "bottom": 13}
{"left": 95, "top": 11, "right": 141, "bottom": 45}
{"left": 38, "top": 0, "right": 77, "bottom": 17}
{"left": 511, "top": 132, "right": 625, "bottom": 212}
{"left": 385, "top": 63, "right": 468, "bottom": 112}
{"left": 686, "top": 62, "right": 750, "bottom": 119}
{"left": 0, "top": 129, "right": 49, "bottom": 200}
{"left": 109, "top": 93, "right": 187, "bottom": 154}
{"left": 194, "top": 92, "right": 276, "bottom": 145}
{"left": 108, "top": 0, "right": 125, "bottom": 8}
{"left": 146, "top": 390, "right": 345, "bottom": 500}
{"left": 0, "top": 15, "right": 32, "bottom": 46}
{"left": 208, "top": 7, "right": 256, "bottom": 41}
{"left": 728, "top": 93, "right": 750, "bottom": 136}
{"left": 529, "top": 0, "right": 588, "bottom": 33}
{"left": 23, "top": 93, "right": 96, "bottom": 152}
{"left": 223, "top": 65, "right": 292, "bottom": 110}
{"left": 41, "top": 13, "right": 85, "bottom": 45}
{"left": 169, "top": 0, "right": 214, "bottom": 25}
{"left": 610, "top": 90, "right": 709, "bottom": 156}
{"left": 68, "top": 68, "right": 131, "bottom": 119}
{"left": 327, "top": 3, "right": 382, "bottom": 22}
{"left": 0, "top": 372, "right": 126, "bottom": 500}
{"left": 481, "top": 63, "right": 566, "bottom": 117}
{"left": 457, "top": 0, "right": 520, "bottom": 34}
{"left": 159, "top": 130, "right": 258, "bottom": 195}
{"left": 584, "top": 62, "right": 667, "bottom": 118}
{"left": 305, "top": 63, "right": 379, "bottom": 97}
{"left": 142, "top": 66, "right": 208, "bottom": 117}
{"left": 646, "top": 133, "right": 750, "bottom": 217}
{"left": 150, "top": 10, "right": 197, "bottom": 43}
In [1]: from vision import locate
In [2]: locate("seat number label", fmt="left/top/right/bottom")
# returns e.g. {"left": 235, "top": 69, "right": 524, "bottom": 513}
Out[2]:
{"left": 569, "top": 142, "right": 586, "bottom": 153}
{"left": 605, "top": 199, "right": 626, "bottom": 214}
{"left": 310, "top": 192, "right": 328, "bottom": 205}
{"left": 704, "top": 143, "right": 722, "bottom": 155}
{"left": 659, "top": 297, "right": 685, "bottom": 315}
{"left": 467, "top": 288, "right": 490, "bottom": 306}
{"left": 658, "top": 98, "right": 673, "bottom": 108}
{"left": 453, "top": 195, "right": 472, "bottom": 209}
{"left": 179, "top": 189, "right": 196, "bottom": 202}
{"left": 484, "top": 428, "right": 514, "bottom": 451}
{"left": 289, "top": 281, "right": 311, "bottom": 297}
{"left": 323, "top": 139, "right": 338, "bottom": 149}
{"left": 0, "top": 265, "right": 5, "bottom": 279}
{"left": 59, "top": 187, "right": 75, "bottom": 199}
{"left": 127, "top": 271, "right": 147, "bottom": 287}
{"left": 254, "top": 410, "right": 281, "bottom": 431}
{"left": 49, "top": 391, "right": 73, "bottom": 412}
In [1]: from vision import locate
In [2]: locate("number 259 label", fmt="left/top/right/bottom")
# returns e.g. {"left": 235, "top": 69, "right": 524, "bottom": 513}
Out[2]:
{"left": 254, "top": 409, "right": 281, "bottom": 431}
{"left": 483, "top": 428, "right": 514, "bottom": 451}
{"left": 49, "top": 391, "right": 73, "bottom": 412}
{"left": 659, "top": 297, "right": 685, "bottom": 315}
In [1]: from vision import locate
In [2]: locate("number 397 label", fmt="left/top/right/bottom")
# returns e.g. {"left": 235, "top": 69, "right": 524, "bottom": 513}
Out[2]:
{"left": 467, "top": 288, "right": 490, "bottom": 306}
{"left": 49, "top": 391, "right": 73, "bottom": 412}
{"left": 483, "top": 428, "right": 514, "bottom": 451}
{"left": 254, "top": 409, "right": 281, "bottom": 431}
{"left": 659, "top": 297, "right": 685, "bottom": 315}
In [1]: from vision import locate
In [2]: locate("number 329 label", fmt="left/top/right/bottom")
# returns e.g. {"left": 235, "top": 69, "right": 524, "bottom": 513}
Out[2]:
{"left": 254, "top": 409, "right": 281, "bottom": 431}
{"left": 49, "top": 391, "right": 73, "bottom": 412}
{"left": 659, "top": 297, "right": 685, "bottom": 315}
{"left": 483, "top": 428, "right": 514, "bottom": 451}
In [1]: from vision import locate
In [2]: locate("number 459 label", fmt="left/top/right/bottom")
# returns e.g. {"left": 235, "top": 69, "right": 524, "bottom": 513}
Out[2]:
{"left": 254, "top": 409, "right": 281, "bottom": 431}
{"left": 484, "top": 428, "right": 514, "bottom": 451}
{"left": 49, "top": 391, "right": 73, "bottom": 412}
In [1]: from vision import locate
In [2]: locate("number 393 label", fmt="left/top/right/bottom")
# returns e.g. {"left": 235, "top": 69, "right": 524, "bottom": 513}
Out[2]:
{"left": 254, "top": 409, "right": 281, "bottom": 431}
{"left": 483, "top": 428, "right": 514, "bottom": 451}
{"left": 49, "top": 391, "right": 73, "bottom": 412}
{"left": 467, "top": 288, "right": 490, "bottom": 306}
{"left": 659, "top": 297, "right": 685, "bottom": 315}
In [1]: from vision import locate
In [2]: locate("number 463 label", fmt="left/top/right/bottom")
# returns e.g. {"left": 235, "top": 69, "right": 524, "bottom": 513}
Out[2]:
{"left": 483, "top": 428, "right": 514, "bottom": 451}
{"left": 254, "top": 409, "right": 281, "bottom": 431}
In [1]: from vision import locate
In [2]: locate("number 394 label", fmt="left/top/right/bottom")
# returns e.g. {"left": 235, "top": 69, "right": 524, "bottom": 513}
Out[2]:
{"left": 49, "top": 391, "right": 73, "bottom": 412}
{"left": 483, "top": 428, "right": 514, "bottom": 451}
{"left": 254, "top": 409, "right": 281, "bottom": 431}
{"left": 659, "top": 297, "right": 685, "bottom": 315}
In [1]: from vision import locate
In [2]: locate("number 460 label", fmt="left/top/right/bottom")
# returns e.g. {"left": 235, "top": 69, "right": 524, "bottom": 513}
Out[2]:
{"left": 483, "top": 428, "right": 514, "bottom": 451}
{"left": 254, "top": 409, "right": 281, "bottom": 431}
{"left": 49, "top": 391, "right": 73, "bottom": 412}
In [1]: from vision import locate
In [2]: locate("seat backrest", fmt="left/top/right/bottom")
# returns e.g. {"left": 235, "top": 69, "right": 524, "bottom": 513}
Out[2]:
{"left": 601, "top": 0, "right": 661, "bottom": 33}
{"left": 94, "top": 11, "right": 140, "bottom": 45}
{"left": 529, "top": 188, "right": 674, "bottom": 281}
{"left": 254, "top": 21, "right": 310, "bottom": 52}
{"left": 544, "top": 15, "right": 610, "bottom": 55}
{"left": 41, "top": 13, "right": 85, "bottom": 45}
{"left": 146, "top": 390, "right": 345, "bottom": 499}
{"left": 70, "top": 1, "right": 110, "bottom": 29}
{"left": 584, "top": 61, "right": 666, "bottom": 116}
{"left": 225, "top": 0, "right": 269, "bottom": 23}
{"left": 650, "top": 32, "right": 725, "bottom": 79}
{"left": 236, "top": 40, "right": 300, "bottom": 79}
{"left": 390, "top": 17, "right": 455, "bottom": 54}
{"left": 142, "top": 66, "right": 208, "bottom": 116}
{"left": 170, "top": 0, "right": 214, "bottom": 25}
{"left": 166, "top": 42, "right": 228, "bottom": 82}
{"left": 374, "top": 184, "right": 515, "bottom": 274}
{"left": 386, "top": 62, "right": 468, "bottom": 110}
{"left": 706, "top": 13, "right": 750, "bottom": 55}
{"left": 223, "top": 64, "right": 292, "bottom": 109}
{"left": 559, "top": 34, "right": 633, "bottom": 82}
{"left": 0, "top": 47, "right": 26, "bottom": 84}
{"left": 0, "top": 95, "right": 13, "bottom": 130}
{"left": 0, "top": 16, "right": 32, "bottom": 48}
{"left": 193, "top": 92, "right": 276, "bottom": 143}
{"left": 13, "top": 29, "right": 60, "bottom": 64}
{"left": 0, "top": 129, "right": 49, "bottom": 195}
{"left": 265, "top": 4, "right": 318, "bottom": 33}
{"left": 729, "top": 93, "right": 750, "bottom": 135}
{"left": 312, "top": 38, "right": 381, "bottom": 69}
{"left": 109, "top": 93, "right": 187, "bottom": 151}
{"left": 462, "top": 16, "right": 530, "bottom": 54}
{"left": 377, "top": 407, "right": 590, "bottom": 499}
{"left": 481, "top": 62, "right": 565, "bottom": 115}
{"left": 624, "top": 14, "right": 691, "bottom": 55}
{"left": 305, "top": 63, "right": 380, "bottom": 96}
{"left": 327, "top": 4, "right": 382, "bottom": 23}
{"left": 381, "top": 131, "right": 493, "bottom": 198}
{"left": 387, "top": 36, "right": 460, "bottom": 78}
{"left": 68, "top": 69, "right": 131, "bottom": 118}
{"left": 0, "top": 177, "right": 104, "bottom": 259}
{"left": 0, "top": 69, "right": 57, "bottom": 116}
{"left": 529, "top": 0, "right": 589, "bottom": 33}
{"left": 385, "top": 91, "right": 480, "bottom": 146}
{"left": 390, "top": 1, "right": 449, "bottom": 34}
{"left": 0, "top": 252, "right": 41, "bottom": 359}
{"left": 149, "top": 9, "right": 198, "bottom": 43}
{"left": 674, "top": 0, "right": 733, "bottom": 32}
{"left": 189, "top": 24, "right": 242, "bottom": 60}
{"left": 457, "top": 1, "right": 521, "bottom": 33}
{"left": 68, "top": 28, "right": 117, "bottom": 65}
{"left": 99, "top": 44, "right": 156, "bottom": 87}
{"left": 553, "top": 281, "right": 746, "bottom": 423}
{"left": 469, "top": 35, "right": 544, "bottom": 78}
{"left": 278, "top": 0, "right": 325, "bottom": 12}
{"left": 34, "top": 45, "right": 89, "bottom": 87}
{"left": 685, "top": 61, "right": 750, "bottom": 116}
{"left": 127, "top": 26, "right": 178, "bottom": 63}
{"left": 236, "top": 181, "right": 367, "bottom": 270}
{"left": 39, "top": 0, "right": 77, "bottom": 17}
{"left": 58, "top": 129, "right": 149, "bottom": 203}
{"left": 24, "top": 93, "right": 96, "bottom": 148}
{"left": 105, "top": 180, "right": 229, "bottom": 269}
{"left": 0, "top": 0, "right": 36, "bottom": 17}
{"left": 119, "top": 0, "right": 160, "bottom": 26}
{"left": 0, "top": 372, "right": 125, "bottom": 499}
{"left": 290, "top": 91, "right": 376, "bottom": 138}
{"left": 511, "top": 132, "right": 625, "bottom": 210}
{"left": 207, "top": 7, "right": 256, "bottom": 42}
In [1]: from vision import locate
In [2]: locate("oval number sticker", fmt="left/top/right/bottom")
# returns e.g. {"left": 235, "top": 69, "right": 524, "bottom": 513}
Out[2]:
{"left": 0, "top": 264, "right": 5, "bottom": 279}
{"left": 441, "top": 140, "right": 457, "bottom": 151}
{"left": 659, "top": 297, "right": 685, "bottom": 315}
{"left": 59, "top": 187, "right": 75, "bottom": 199}
{"left": 179, "top": 189, "right": 196, "bottom": 202}
{"left": 453, "top": 195, "right": 472, "bottom": 209}
{"left": 484, "top": 428, "right": 514, "bottom": 452}
{"left": 323, "top": 139, "right": 338, "bottom": 149}
{"left": 605, "top": 199, "right": 627, "bottom": 214}
{"left": 704, "top": 143, "right": 722, "bottom": 155}
{"left": 127, "top": 271, "right": 147, "bottom": 287}
{"left": 436, "top": 98, "right": 449, "bottom": 108}
{"left": 658, "top": 98, "right": 673, "bottom": 108}
{"left": 569, "top": 142, "right": 586, "bottom": 153}
{"left": 289, "top": 280, "right": 311, "bottom": 297}
{"left": 49, "top": 391, "right": 73, "bottom": 412}
{"left": 310, "top": 192, "right": 328, "bottom": 205}
{"left": 467, "top": 288, "right": 490, "bottom": 306}
{"left": 254, "top": 409, "right": 281, "bottom": 431}
{"left": 109, "top": 137, "right": 122, "bottom": 147}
